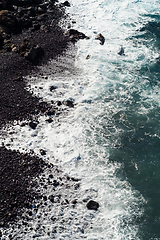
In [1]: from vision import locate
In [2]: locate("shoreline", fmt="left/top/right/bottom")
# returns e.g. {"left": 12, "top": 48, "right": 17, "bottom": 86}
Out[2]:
{"left": 0, "top": 0, "right": 80, "bottom": 234}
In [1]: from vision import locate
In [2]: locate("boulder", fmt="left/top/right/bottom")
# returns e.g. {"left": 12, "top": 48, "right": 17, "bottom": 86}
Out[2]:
{"left": 118, "top": 46, "right": 125, "bottom": 56}
{"left": 39, "top": 149, "right": 46, "bottom": 155}
{"left": 66, "top": 29, "right": 89, "bottom": 43}
{"left": 48, "top": 195, "right": 55, "bottom": 203}
{"left": 64, "top": 99, "right": 74, "bottom": 107}
{"left": 29, "top": 121, "right": 38, "bottom": 129}
{"left": 86, "top": 200, "right": 99, "bottom": 210}
{"left": 63, "top": 1, "right": 70, "bottom": 7}
{"left": 0, "top": 10, "right": 16, "bottom": 29}
{"left": 86, "top": 54, "right": 90, "bottom": 59}
{"left": 95, "top": 33, "right": 105, "bottom": 45}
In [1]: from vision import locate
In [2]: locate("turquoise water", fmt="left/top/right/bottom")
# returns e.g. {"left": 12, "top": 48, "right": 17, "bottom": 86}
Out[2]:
{"left": 67, "top": 1, "right": 160, "bottom": 238}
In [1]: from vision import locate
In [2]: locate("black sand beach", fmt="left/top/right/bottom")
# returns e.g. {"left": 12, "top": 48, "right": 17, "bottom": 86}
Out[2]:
{"left": 0, "top": 0, "right": 79, "bottom": 232}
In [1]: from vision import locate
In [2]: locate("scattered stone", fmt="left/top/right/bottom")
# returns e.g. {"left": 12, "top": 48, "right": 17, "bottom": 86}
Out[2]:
{"left": 49, "top": 85, "right": 57, "bottom": 91}
{"left": 118, "top": 46, "right": 125, "bottom": 56}
{"left": 71, "top": 199, "right": 77, "bottom": 205}
{"left": 45, "top": 117, "right": 53, "bottom": 123}
{"left": 86, "top": 54, "right": 90, "bottom": 60}
{"left": 56, "top": 100, "right": 62, "bottom": 106}
{"left": 53, "top": 180, "right": 59, "bottom": 187}
{"left": 71, "top": 177, "right": 79, "bottom": 182}
{"left": 46, "top": 108, "right": 55, "bottom": 116}
{"left": 43, "top": 196, "right": 47, "bottom": 201}
{"left": 64, "top": 99, "right": 74, "bottom": 107}
{"left": 95, "top": 33, "right": 105, "bottom": 45}
{"left": 66, "top": 29, "right": 89, "bottom": 43}
{"left": 51, "top": 216, "right": 56, "bottom": 222}
{"left": 48, "top": 195, "right": 55, "bottom": 203}
{"left": 86, "top": 200, "right": 99, "bottom": 210}
{"left": 63, "top": 1, "right": 70, "bottom": 7}
{"left": 39, "top": 149, "right": 46, "bottom": 156}
{"left": 29, "top": 121, "right": 38, "bottom": 129}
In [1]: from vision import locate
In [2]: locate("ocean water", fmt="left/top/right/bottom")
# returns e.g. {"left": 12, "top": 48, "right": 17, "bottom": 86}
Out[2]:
{"left": 1, "top": 0, "right": 160, "bottom": 239}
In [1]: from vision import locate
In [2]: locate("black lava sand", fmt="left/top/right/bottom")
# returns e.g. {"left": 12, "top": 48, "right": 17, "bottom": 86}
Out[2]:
{"left": 0, "top": 4, "right": 70, "bottom": 127}
{"left": 0, "top": 0, "right": 80, "bottom": 233}
{"left": 0, "top": 146, "right": 47, "bottom": 227}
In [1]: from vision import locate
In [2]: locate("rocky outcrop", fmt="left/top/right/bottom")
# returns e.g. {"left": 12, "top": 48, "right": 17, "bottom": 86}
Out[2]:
{"left": 66, "top": 29, "right": 89, "bottom": 43}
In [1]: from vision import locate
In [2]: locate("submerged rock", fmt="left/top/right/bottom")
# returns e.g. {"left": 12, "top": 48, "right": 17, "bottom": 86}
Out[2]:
{"left": 118, "top": 46, "right": 125, "bottom": 56}
{"left": 95, "top": 33, "right": 105, "bottom": 45}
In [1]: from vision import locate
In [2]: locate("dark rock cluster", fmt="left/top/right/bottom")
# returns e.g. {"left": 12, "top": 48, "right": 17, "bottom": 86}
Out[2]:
{"left": 0, "top": 0, "right": 70, "bottom": 127}
{"left": 66, "top": 28, "right": 89, "bottom": 43}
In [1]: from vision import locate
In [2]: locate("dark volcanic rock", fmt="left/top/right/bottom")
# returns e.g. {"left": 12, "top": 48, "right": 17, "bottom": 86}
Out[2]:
{"left": 46, "top": 117, "right": 53, "bottom": 123}
{"left": 118, "top": 46, "right": 125, "bottom": 56}
{"left": 40, "top": 149, "right": 46, "bottom": 156}
{"left": 50, "top": 85, "right": 57, "bottom": 91}
{"left": 66, "top": 29, "right": 89, "bottom": 43}
{"left": 64, "top": 99, "right": 74, "bottom": 107}
{"left": 86, "top": 200, "right": 99, "bottom": 210}
{"left": 48, "top": 195, "right": 55, "bottom": 203}
{"left": 95, "top": 33, "right": 105, "bottom": 45}
{"left": 29, "top": 121, "right": 38, "bottom": 129}
{"left": 0, "top": 1, "right": 69, "bottom": 127}
{"left": 63, "top": 1, "right": 70, "bottom": 7}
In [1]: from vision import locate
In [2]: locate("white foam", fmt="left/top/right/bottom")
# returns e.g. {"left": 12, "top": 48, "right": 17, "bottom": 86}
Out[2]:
{"left": 1, "top": 0, "right": 159, "bottom": 238}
